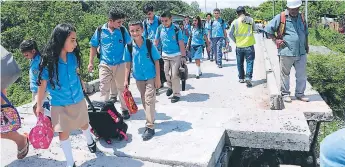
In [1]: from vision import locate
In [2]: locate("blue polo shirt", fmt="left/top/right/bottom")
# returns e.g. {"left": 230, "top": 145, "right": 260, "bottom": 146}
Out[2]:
{"left": 265, "top": 10, "right": 308, "bottom": 57}
{"left": 155, "top": 24, "right": 183, "bottom": 56}
{"left": 143, "top": 15, "right": 161, "bottom": 42}
{"left": 320, "top": 128, "right": 345, "bottom": 167}
{"left": 183, "top": 24, "right": 191, "bottom": 44}
{"left": 29, "top": 54, "right": 41, "bottom": 93}
{"left": 123, "top": 39, "right": 161, "bottom": 81}
{"left": 191, "top": 27, "right": 207, "bottom": 46}
{"left": 90, "top": 24, "right": 131, "bottom": 65}
{"left": 207, "top": 18, "right": 226, "bottom": 38}
{"left": 42, "top": 52, "right": 84, "bottom": 106}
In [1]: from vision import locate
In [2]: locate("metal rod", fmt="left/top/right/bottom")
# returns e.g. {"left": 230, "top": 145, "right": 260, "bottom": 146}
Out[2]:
{"left": 310, "top": 121, "right": 321, "bottom": 167}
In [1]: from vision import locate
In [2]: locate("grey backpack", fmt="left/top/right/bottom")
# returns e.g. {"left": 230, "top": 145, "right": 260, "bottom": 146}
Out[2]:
{"left": 1, "top": 45, "right": 21, "bottom": 90}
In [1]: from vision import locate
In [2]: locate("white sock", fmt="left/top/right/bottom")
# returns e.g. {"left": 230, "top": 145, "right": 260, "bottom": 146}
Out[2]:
{"left": 60, "top": 139, "right": 74, "bottom": 167}
{"left": 198, "top": 66, "right": 201, "bottom": 74}
{"left": 196, "top": 67, "right": 200, "bottom": 76}
{"left": 82, "top": 126, "right": 93, "bottom": 145}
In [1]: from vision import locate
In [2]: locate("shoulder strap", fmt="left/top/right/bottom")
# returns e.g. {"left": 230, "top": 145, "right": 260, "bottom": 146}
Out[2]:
{"left": 146, "top": 39, "right": 154, "bottom": 64}
{"left": 158, "top": 17, "right": 162, "bottom": 25}
{"left": 300, "top": 13, "right": 307, "bottom": 30}
{"left": 157, "top": 25, "right": 162, "bottom": 38}
{"left": 1, "top": 92, "right": 11, "bottom": 105}
{"left": 277, "top": 11, "right": 286, "bottom": 39}
{"left": 97, "top": 26, "right": 102, "bottom": 46}
{"left": 144, "top": 20, "right": 148, "bottom": 38}
{"left": 120, "top": 26, "right": 126, "bottom": 45}
{"left": 128, "top": 43, "right": 133, "bottom": 61}
{"left": 174, "top": 25, "right": 179, "bottom": 46}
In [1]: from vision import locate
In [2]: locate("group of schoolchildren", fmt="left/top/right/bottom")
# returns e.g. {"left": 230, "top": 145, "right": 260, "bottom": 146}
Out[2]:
{"left": 10, "top": 5, "right": 231, "bottom": 167}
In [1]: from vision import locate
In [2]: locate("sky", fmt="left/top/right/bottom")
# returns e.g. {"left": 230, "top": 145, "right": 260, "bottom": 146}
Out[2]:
{"left": 182, "top": 0, "right": 267, "bottom": 12}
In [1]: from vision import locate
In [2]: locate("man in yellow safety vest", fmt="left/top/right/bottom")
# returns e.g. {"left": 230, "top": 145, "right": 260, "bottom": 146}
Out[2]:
{"left": 229, "top": 6, "right": 256, "bottom": 87}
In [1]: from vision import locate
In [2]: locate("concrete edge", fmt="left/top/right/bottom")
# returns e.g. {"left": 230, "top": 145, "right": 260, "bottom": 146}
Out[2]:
{"left": 261, "top": 38, "right": 284, "bottom": 110}
{"left": 209, "top": 131, "right": 226, "bottom": 167}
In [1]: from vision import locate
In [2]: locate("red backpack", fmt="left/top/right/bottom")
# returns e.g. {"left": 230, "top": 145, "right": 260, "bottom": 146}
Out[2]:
{"left": 277, "top": 11, "right": 306, "bottom": 39}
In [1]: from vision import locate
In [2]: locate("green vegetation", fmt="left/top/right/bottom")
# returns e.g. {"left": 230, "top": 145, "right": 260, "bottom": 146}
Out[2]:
{"left": 307, "top": 52, "right": 345, "bottom": 118}
{"left": 1, "top": 1, "right": 201, "bottom": 106}
{"left": 309, "top": 27, "right": 345, "bottom": 53}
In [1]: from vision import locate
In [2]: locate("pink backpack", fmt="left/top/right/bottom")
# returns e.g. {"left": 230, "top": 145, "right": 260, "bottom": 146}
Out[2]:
{"left": 29, "top": 112, "right": 53, "bottom": 149}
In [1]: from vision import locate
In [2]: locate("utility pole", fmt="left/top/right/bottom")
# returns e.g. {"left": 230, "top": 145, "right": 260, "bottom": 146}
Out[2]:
{"left": 205, "top": 0, "right": 207, "bottom": 13}
{"left": 273, "top": 0, "right": 275, "bottom": 18}
{"left": 305, "top": 0, "right": 308, "bottom": 27}
{"left": 216, "top": 2, "right": 218, "bottom": 9}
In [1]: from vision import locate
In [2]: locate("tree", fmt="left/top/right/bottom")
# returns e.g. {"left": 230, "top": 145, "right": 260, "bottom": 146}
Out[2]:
{"left": 221, "top": 8, "right": 237, "bottom": 23}
{"left": 190, "top": 1, "right": 201, "bottom": 16}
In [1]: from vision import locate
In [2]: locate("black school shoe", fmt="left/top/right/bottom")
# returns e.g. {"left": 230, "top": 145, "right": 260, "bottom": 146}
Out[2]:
{"left": 109, "top": 96, "right": 118, "bottom": 103}
{"left": 166, "top": 88, "right": 173, "bottom": 96}
{"left": 246, "top": 80, "right": 253, "bottom": 88}
{"left": 142, "top": 128, "right": 155, "bottom": 141}
{"left": 87, "top": 140, "right": 97, "bottom": 153}
{"left": 122, "top": 110, "right": 130, "bottom": 120}
{"left": 171, "top": 96, "right": 180, "bottom": 103}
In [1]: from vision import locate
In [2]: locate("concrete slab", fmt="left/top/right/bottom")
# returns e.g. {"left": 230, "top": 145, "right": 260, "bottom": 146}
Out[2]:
{"left": 225, "top": 109, "right": 311, "bottom": 151}
{"left": 263, "top": 38, "right": 333, "bottom": 121}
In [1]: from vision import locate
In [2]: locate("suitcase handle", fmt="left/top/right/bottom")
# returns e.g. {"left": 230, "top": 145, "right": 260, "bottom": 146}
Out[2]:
{"left": 77, "top": 73, "right": 97, "bottom": 113}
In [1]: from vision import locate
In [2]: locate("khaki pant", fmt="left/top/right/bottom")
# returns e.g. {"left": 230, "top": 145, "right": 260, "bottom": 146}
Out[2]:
{"left": 279, "top": 55, "right": 307, "bottom": 98}
{"left": 163, "top": 55, "right": 181, "bottom": 97}
{"left": 136, "top": 79, "right": 156, "bottom": 129}
{"left": 110, "top": 79, "right": 118, "bottom": 98}
{"left": 99, "top": 63, "right": 127, "bottom": 110}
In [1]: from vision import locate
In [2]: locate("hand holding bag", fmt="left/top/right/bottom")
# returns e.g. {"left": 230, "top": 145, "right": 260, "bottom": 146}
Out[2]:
{"left": 29, "top": 112, "right": 53, "bottom": 149}
{"left": 122, "top": 87, "right": 138, "bottom": 115}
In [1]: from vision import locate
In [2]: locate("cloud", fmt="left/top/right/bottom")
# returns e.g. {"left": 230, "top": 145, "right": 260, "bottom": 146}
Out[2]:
{"left": 183, "top": 0, "right": 267, "bottom": 12}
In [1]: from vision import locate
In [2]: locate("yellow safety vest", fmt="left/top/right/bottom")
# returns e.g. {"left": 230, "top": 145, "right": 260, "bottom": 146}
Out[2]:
{"left": 233, "top": 18, "right": 256, "bottom": 48}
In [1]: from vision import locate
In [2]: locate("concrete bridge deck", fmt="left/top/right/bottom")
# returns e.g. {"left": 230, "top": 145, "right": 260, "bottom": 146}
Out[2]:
{"left": 1, "top": 35, "right": 332, "bottom": 167}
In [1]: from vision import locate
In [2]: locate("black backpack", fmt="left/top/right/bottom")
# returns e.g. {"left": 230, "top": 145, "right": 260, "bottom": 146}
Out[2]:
{"left": 84, "top": 94, "right": 128, "bottom": 143}
{"left": 96, "top": 26, "right": 126, "bottom": 59}
{"left": 143, "top": 18, "right": 162, "bottom": 39}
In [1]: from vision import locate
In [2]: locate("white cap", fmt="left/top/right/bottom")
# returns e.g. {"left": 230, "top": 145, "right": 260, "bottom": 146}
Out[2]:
{"left": 286, "top": 0, "right": 302, "bottom": 8}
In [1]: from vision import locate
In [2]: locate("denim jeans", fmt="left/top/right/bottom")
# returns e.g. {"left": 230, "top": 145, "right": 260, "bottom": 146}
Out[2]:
{"left": 235, "top": 45, "right": 255, "bottom": 80}
{"left": 211, "top": 37, "right": 225, "bottom": 65}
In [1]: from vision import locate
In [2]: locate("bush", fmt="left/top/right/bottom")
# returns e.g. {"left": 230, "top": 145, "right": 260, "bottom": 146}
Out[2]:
{"left": 309, "top": 27, "right": 345, "bottom": 54}
{"left": 307, "top": 53, "right": 345, "bottom": 118}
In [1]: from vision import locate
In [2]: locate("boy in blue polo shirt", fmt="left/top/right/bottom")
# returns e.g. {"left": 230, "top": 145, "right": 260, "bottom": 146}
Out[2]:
{"left": 155, "top": 11, "right": 186, "bottom": 103}
{"left": 19, "top": 39, "right": 51, "bottom": 118}
{"left": 142, "top": 4, "right": 166, "bottom": 94}
{"left": 207, "top": 8, "right": 229, "bottom": 68}
{"left": 89, "top": 8, "right": 131, "bottom": 119}
{"left": 123, "top": 21, "right": 161, "bottom": 141}
{"left": 183, "top": 16, "right": 192, "bottom": 63}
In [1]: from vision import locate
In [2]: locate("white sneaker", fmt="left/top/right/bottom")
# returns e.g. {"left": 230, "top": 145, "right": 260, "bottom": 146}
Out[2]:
{"left": 296, "top": 96, "right": 309, "bottom": 102}
{"left": 283, "top": 96, "right": 292, "bottom": 103}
